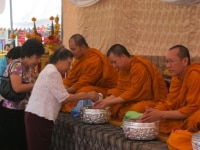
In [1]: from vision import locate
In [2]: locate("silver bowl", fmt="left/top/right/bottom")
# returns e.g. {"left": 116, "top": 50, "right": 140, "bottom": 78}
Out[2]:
{"left": 192, "top": 133, "right": 200, "bottom": 150}
{"left": 80, "top": 105, "right": 111, "bottom": 124}
{"left": 122, "top": 119, "right": 159, "bottom": 140}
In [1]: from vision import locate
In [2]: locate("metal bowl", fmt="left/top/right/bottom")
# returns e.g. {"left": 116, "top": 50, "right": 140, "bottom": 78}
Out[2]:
{"left": 192, "top": 133, "right": 200, "bottom": 150}
{"left": 122, "top": 119, "right": 159, "bottom": 140}
{"left": 80, "top": 105, "right": 111, "bottom": 124}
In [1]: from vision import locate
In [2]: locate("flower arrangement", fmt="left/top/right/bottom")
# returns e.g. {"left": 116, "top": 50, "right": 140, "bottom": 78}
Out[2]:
{"left": 44, "top": 15, "right": 62, "bottom": 55}
{"left": 26, "top": 17, "right": 42, "bottom": 42}
{"left": 9, "top": 30, "right": 17, "bottom": 47}
{"left": 10, "top": 33, "right": 16, "bottom": 39}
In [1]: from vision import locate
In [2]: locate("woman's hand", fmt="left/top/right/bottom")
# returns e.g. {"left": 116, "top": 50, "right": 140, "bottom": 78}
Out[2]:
{"left": 87, "top": 91, "right": 100, "bottom": 102}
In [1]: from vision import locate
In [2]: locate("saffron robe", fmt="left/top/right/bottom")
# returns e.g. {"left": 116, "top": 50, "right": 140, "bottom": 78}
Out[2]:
{"left": 155, "top": 63, "right": 200, "bottom": 134}
{"left": 109, "top": 56, "right": 168, "bottom": 120}
{"left": 167, "top": 129, "right": 193, "bottom": 150}
{"left": 61, "top": 48, "right": 118, "bottom": 112}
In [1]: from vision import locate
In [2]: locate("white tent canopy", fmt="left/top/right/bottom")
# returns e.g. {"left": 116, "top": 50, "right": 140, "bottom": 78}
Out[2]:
{"left": 0, "top": 0, "right": 61, "bottom": 29}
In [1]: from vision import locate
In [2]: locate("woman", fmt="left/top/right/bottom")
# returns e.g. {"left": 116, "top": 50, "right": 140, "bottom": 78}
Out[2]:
{"left": 0, "top": 39, "right": 45, "bottom": 150}
{"left": 0, "top": 46, "right": 21, "bottom": 77}
{"left": 25, "top": 46, "right": 100, "bottom": 150}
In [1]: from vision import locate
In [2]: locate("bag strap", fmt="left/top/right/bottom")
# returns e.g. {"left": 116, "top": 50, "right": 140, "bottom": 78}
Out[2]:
{"left": 7, "top": 60, "right": 23, "bottom": 77}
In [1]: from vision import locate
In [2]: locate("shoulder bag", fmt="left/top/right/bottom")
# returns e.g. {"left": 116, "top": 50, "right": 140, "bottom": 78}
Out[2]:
{"left": 0, "top": 61, "right": 27, "bottom": 102}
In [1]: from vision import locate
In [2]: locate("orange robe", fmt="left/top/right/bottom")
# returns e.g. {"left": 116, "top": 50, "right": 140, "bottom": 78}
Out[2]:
{"left": 167, "top": 129, "right": 193, "bottom": 150}
{"left": 109, "top": 56, "right": 168, "bottom": 120}
{"left": 61, "top": 48, "right": 118, "bottom": 112}
{"left": 155, "top": 63, "right": 200, "bottom": 134}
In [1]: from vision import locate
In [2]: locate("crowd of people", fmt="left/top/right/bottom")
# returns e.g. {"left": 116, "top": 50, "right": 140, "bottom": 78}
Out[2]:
{"left": 0, "top": 34, "right": 199, "bottom": 150}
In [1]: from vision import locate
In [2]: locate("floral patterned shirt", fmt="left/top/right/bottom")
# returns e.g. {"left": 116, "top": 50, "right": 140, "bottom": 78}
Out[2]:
{"left": 3, "top": 58, "right": 34, "bottom": 83}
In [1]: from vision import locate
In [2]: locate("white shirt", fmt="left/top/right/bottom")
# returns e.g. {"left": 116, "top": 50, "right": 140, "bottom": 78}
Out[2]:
{"left": 25, "top": 64, "right": 69, "bottom": 122}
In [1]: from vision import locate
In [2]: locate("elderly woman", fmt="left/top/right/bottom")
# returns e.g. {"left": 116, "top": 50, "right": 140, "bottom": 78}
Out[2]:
{"left": 0, "top": 39, "right": 45, "bottom": 150}
{"left": 25, "top": 46, "right": 99, "bottom": 150}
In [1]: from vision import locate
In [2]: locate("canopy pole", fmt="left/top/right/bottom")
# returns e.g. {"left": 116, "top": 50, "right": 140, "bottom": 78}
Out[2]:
{"left": 9, "top": 0, "right": 13, "bottom": 32}
{"left": 9, "top": 0, "right": 15, "bottom": 47}
{"left": 61, "top": 0, "right": 63, "bottom": 40}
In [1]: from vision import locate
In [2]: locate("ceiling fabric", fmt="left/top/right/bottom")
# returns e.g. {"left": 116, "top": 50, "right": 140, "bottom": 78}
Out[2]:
{"left": 68, "top": 0, "right": 99, "bottom": 7}
{"left": 161, "top": 0, "right": 200, "bottom": 5}
{"left": 0, "top": 0, "right": 6, "bottom": 14}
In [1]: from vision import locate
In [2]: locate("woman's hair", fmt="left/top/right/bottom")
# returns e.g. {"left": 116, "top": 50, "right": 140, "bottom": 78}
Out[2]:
{"left": 4, "top": 43, "right": 10, "bottom": 50}
{"left": 21, "top": 39, "right": 45, "bottom": 58}
{"left": 6, "top": 46, "right": 21, "bottom": 59}
{"left": 107, "top": 44, "right": 131, "bottom": 57}
{"left": 49, "top": 46, "right": 74, "bottom": 64}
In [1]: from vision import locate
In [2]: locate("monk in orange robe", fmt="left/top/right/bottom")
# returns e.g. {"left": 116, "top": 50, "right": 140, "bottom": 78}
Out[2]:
{"left": 61, "top": 34, "right": 118, "bottom": 112}
{"left": 140, "top": 45, "right": 200, "bottom": 135}
{"left": 93, "top": 44, "right": 168, "bottom": 121}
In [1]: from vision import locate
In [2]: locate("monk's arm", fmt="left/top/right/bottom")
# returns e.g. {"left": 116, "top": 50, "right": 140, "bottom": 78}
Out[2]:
{"left": 105, "top": 96, "right": 125, "bottom": 106}
{"left": 160, "top": 110, "right": 187, "bottom": 119}
{"left": 140, "top": 107, "right": 187, "bottom": 122}
{"left": 93, "top": 95, "right": 125, "bottom": 108}
{"left": 71, "top": 56, "right": 103, "bottom": 90}
{"left": 62, "top": 91, "right": 100, "bottom": 105}
{"left": 142, "top": 71, "right": 200, "bottom": 122}
{"left": 177, "top": 71, "right": 200, "bottom": 116}
{"left": 120, "top": 63, "right": 152, "bottom": 101}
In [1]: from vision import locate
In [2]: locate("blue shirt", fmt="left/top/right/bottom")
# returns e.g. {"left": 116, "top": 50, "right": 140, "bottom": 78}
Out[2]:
{"left": 0, "top": 56, "right": 7, "bottom": 76}
{"left": 0, "top": 56, "right": 7, "bottom": 84}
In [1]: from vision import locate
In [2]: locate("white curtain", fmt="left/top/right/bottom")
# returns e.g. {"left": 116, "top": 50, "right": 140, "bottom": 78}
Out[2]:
{"left": 68, "top": 0, "right": 99, "bottom": 7}
{"left": 0, "top": 0, "right": 6, "bottom": 14}
{"left": 161, "top": 0, "right": 200, "bottom": 5}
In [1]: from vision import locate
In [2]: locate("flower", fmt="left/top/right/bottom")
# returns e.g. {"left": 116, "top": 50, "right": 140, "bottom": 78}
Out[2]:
{"left": 50, "top": 16, "right": 54, "bottom": 21}
{"left": 26, "top": 32, "right": 42, "bottom": 42}
{"left": 49, "top": 16, "right": 54, "bottom": 35}
{"left": 10, "top": 33, "right": 16, "bottom": 39}
{"left": 45, "top": 35, "right": 61, "bottom": 45}
{"left": 32, "top": 17, "right": 36, "bottom": 22}
{"left": 26, "top": 17, "right": 42, "bottom": 42}
{"left": 44, "top": 16, "right": 62, "bottom": 55}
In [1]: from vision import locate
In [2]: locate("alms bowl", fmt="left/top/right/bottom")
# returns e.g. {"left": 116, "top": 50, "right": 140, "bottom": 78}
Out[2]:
{"left": 80, "top": 105, "right": 111, "bottom": 124}
{"left": 122, "top": 119, "right": 159, "bottom": 140}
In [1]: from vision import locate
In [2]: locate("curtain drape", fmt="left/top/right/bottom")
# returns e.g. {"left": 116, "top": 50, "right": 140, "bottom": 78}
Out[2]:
{"left": 68, "top": 0, "right": 99, "bottom": 7}
{"left": 161, "top": 0, "right": 200, "bottom": 5}
{"left": 63, "top": 0, "right": 200, "bottom": 57}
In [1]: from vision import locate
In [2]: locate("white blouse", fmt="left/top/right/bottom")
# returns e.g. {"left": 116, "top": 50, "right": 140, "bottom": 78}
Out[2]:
{"left": 25, "top": 64, "right": 69, "bottom": 122}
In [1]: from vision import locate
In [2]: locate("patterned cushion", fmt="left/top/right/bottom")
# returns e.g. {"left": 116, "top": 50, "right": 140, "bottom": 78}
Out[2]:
{"left": 50, "top": 112, "right": 168, "bottom": 150}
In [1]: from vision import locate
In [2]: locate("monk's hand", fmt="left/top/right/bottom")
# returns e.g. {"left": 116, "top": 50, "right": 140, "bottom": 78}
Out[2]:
{"left": 64, "top": 85, "right": 69, "bottom": 89}
{"left": 87, "top": 91, "right": 99, "bottom": 102}
{"left": 92, "top": 99, "right": 107, "bottom": 109}
{"left": 140, "top": 107, "right": 162, "bottom": 122}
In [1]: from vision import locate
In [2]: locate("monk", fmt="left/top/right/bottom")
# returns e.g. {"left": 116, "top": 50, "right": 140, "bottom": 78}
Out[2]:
{"left": 93, "top": 44, "right": 168, "bottom": 121}
{"left": 61, "top": 34, "right": 118, "bottom": 112}
{"left": 140, "top": 45, "right": 200, "bottom": 134}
